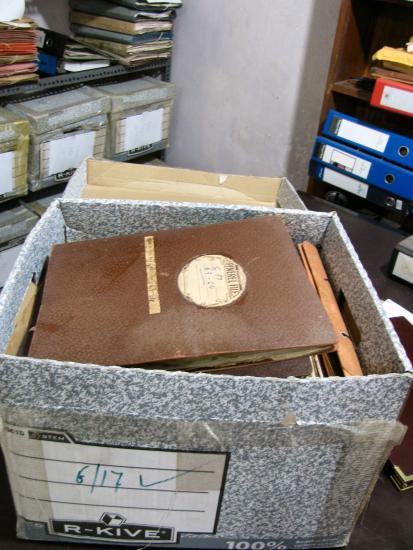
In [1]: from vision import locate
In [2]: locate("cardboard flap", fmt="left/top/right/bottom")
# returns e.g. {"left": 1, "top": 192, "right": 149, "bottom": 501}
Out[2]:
{"left": 81, "top": 159, "right": 281, "bottom": 205}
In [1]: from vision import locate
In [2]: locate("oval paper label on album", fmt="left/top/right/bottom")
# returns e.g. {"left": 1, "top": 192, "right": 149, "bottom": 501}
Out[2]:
{"left": 177, "top": 255, "right": 247, "bottom": 308}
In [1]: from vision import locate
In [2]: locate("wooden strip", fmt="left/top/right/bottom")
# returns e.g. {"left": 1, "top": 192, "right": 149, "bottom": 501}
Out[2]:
{"left": 6, "top": 281, "right": 38, "bottom": 356}
{"left": 300, "top": 241, "right": 363, "bottom": 377}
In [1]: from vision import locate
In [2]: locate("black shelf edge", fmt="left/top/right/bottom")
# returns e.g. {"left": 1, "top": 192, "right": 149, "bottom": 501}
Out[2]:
{"left": 0, "top": 60, "right": 168, "bottom": 104}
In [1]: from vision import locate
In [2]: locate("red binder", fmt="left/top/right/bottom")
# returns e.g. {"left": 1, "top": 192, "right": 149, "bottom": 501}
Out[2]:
{"left": 371, "top": 78, "right": 413, "bottom": 118}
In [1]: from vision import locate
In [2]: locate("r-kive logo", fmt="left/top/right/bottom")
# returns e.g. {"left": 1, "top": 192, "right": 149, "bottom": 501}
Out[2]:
{"left": 50, "top": 513, "right": 176, "bottom": 543}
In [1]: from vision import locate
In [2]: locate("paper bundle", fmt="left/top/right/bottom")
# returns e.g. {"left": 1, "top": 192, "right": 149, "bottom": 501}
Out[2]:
{"left": 69, "top": 0, "right": 182, "bottom": 67}
{"left": 0, "top": 19, "right": 38, "bottom": 86}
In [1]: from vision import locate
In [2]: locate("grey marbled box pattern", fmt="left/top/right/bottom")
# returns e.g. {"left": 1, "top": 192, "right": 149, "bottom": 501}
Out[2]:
{"left": 0, "top": 199, "right": 411, "bottom": 548}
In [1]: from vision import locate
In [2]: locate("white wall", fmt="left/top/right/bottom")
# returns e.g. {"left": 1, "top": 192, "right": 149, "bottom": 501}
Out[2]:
{"left": 25, "top": 0, "right": 70, "bottom": 34}
{"left": 167, "top": 0, "right": 340, "bottom": 190}
{"left": 25, "top": 0, "right": 340, "bottom": 191}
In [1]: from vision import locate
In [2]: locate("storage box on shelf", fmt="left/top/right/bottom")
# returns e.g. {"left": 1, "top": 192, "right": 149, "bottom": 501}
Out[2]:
{"left": 0, "top": 203, "right": 38, "bottom": 251}
{"left": 5, "top": 87, "right": 109, "bottom": 192}
{"left": 0, "top": 197, "right": 411, "bottom": 549}
{"left": 0, "top": 108, "right": 29, "bottom": 203}
{"left": 0, "top": 202, "right": 39, "bottom": 290}
{"left": 94, "top": 76, "right": 175, "bottom": 161}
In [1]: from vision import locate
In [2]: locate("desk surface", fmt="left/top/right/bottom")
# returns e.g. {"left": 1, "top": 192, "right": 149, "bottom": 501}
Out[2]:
{"left": 0, "top": 195, "right": 412, "bottom": 550}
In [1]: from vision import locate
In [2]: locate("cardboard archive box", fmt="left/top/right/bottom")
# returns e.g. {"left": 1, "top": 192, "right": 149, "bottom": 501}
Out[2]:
{"left": 0, "top": 198, "right": 411, "bottom": 549}
{"left": 5, "top": 87, "right": 109, "bottom": 192}
{"left": 64, "top": 157, "right": 306, "bottom": 210}
{"left": 0, "top": 108, "right": 29, "bottom": 203}
{"left": 94, "top": 77, "right": 175, "bottom": 161}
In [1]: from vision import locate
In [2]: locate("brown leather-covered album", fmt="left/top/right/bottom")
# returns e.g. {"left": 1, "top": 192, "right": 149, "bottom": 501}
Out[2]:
{"left": 28, "top": 215, "right": 336, "bottom": 368}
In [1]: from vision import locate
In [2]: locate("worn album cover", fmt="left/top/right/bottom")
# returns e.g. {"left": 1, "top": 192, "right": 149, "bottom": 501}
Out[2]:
{"left": 29, "top": 215, "right": 336, "bottom": 368}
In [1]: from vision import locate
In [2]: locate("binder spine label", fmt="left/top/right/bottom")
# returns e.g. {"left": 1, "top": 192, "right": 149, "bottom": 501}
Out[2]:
{"left": 381, "top": 85, "right": 413, "bottom": 115}
{"left": 333, "top": 118, "right": 389, "bottom": 153}
{"left": 396, "top": 199, "right": 404, "bottom": 211}
{"left": 321, "top": 167, "right": 369, "bottom": 199}
{"left": 319, "top": 144, "right": 371, "bottom": 179}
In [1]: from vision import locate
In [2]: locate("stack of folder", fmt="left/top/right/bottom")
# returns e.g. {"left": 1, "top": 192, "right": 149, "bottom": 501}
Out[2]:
{"left": 309, "top": 109, "right": 413, "bottom": 216}
{"left": 0, "top": 19, "right": 38, "bottom": 86}
{"left": 372, "top": 36, "right": 413, "bottom": 81}
{"left": 61, "top": 42, "right": 112, "bottom": 73}
{"left": 69, "top": 0, "right": 182, "bottom": 66}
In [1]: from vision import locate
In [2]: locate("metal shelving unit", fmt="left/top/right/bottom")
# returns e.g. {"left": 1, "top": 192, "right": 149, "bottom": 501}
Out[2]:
{"left": 0, "top": 59, "right": 170, "bottom": 105}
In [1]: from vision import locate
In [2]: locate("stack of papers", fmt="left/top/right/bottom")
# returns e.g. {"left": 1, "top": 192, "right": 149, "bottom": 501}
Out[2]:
{"left": 69, "top": 0, "right": 182, "bottom": 66}
{"left": 372, "top": 46, "right": 413, "bottom": 75}
{"left": 0, "top": 19, "right": 38, "bottom": 86}
{"left": 61, "top": 42, "right": 111, "bottom": 72}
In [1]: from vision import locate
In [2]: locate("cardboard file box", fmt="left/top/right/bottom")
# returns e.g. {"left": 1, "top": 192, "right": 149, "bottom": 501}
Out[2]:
{"left": 5, "top": 87, "right": 109, "bottom": 192}
{"left": 64, "top": 157, "right": 306, "bottom": 210}
{"left": 94, "top": 77, "right": 175, "bottom": 161}
{"left": 0, "top": 108, "right": 29, "bottom": 203}
{"left": 0, "top": 199, "right": 411, "bottom": 549}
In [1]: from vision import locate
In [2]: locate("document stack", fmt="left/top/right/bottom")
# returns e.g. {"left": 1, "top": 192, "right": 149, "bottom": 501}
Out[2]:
{"left": 0, "top": 19, "right": 38, "bottom": 86}
{"left": 372, "top": 36, "right": 413, "bottom": 81}
{"left": 309, "top": 109, "right": 413, "bottom": 216}
{"left": 69, "top": 0, "right": 182, "bottom": 66}
{"left": 95, "top": 76, "right": 175, "bottom": 161}
{"left": 61, "top": 42, "right": 111, "bottom": 73}
{"left": 6, "top": 87, "right": 110, "bottom": 191}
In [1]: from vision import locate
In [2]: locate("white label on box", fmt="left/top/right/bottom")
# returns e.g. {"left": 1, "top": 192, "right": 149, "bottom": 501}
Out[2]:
{"left": 322, "top": 167, "right": 369, "bottom": 199}
{"left": 336, "top": 119, "right": 389, "bottom": 153}
{"left": 321, "top": 145, "right": 372, "bottom": 179}
{"left": 381, "top": 86, "right": 413, "bottom": 115}
{"left": 43, "top": 132, "right": 96, "bottom": 177}
{"left": 0, "top": 151, "right": 15, "bottom": 194}
{"left": 2, "top": 424, "right": 228, "bottom": 544}
{"left": 123, "top": 108, "right": 164, "bottom": 152}
{"left": 393, "top": 252, "right": 413, "bottom": 284}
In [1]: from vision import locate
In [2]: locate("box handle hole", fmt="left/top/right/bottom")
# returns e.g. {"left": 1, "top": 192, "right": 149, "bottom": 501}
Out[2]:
{"left": 385, "top": 174, "right": 395, "bottom": 184}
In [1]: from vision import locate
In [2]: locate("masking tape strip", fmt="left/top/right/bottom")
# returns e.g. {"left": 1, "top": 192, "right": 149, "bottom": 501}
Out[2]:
{"left": 144, "top": 235, "right": 161, "bottom": 315}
